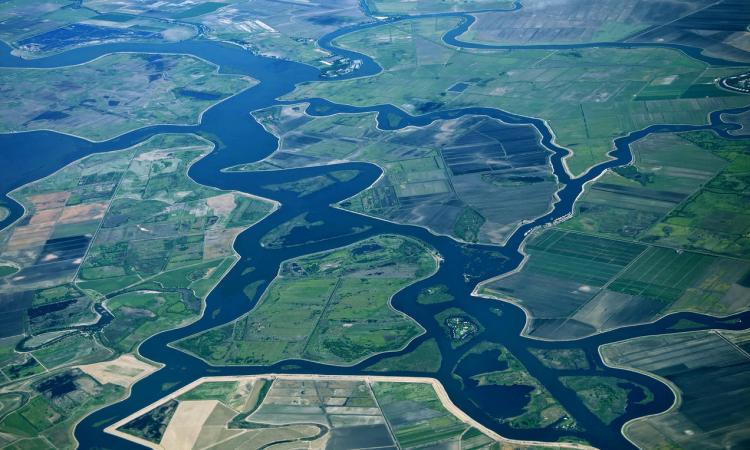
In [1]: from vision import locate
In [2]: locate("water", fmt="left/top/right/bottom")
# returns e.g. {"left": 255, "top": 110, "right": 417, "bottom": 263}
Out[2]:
{"left": 0, "top": 13, "right": 749, "bottom": 450}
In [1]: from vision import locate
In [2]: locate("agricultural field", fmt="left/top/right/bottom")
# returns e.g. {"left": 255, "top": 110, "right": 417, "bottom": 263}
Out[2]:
{"left": 630, "top": 0, "right": 750, "bottom": 63}
{"left": 480, "top": 130, "right": 750, "bottom": 340}
{"left": 563, "top": 131, "right": 750, "bottom": 259}
{"left": 82, "top": 0, "right": 372, "bottom": 68}
{"left": 463, "top": 0, "right": 714, "bottom": 46}
{"left": 454, "top": 342, "right": 577, "bottom": 431}
{"left": 601, "top": 330, "right": 750, "bottom": 449}
{"left": 0, "top": 0, "right": 196, "bottom": 58}
{"left": 365, "top": 0, "right": 514, "bottom": 15}
{"left": 231, "top": 103, "right": 558, "bottom": 244}
{"left": 0, "top": 368, "right": 125, "bottom": 449}
{"left": 0, "top": 53, "right": 253, "bottom": 141}
{"left": 110, "top": 375, "right": 557, "bottom": 449}
{"left": 480, "top": 228, "right": 750, "bottom": 340}
{"left": 285, "top": 16, "right": 750, "bottom": 176}
{"left": 560, "top": 132, "right": 728, "bottom": 241}
{"left": 638, "top": 132, "right": 750, "bottom": 258}
{"left": 177, "top": 235, "right": 438, "bottom": 366}
{"left": 0, "top": 134, "right": 273, "bottom": 447}
{"left": 0, "top": 133, "right": 273, "bottom": 352}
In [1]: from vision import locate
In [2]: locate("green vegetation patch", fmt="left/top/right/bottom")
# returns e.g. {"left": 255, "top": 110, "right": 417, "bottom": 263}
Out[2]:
{"left": 0, "top": 54, "right": 252, "bottom": 141}
{"left": 560, "top": 376, "right": 651, "bottom": 425}
{"left": 0, "top": 370, "right": 124, "bottom": 449}
{"left": 435, "top": 308, "right": 483, "bottom": 348}
{"left": 530, "top": 348, "right": 589, "bottom": 370}
{"left": 365, "top": 338, "right": 442, "bottom": 373}
{"left": 640, "top": 131, "right": 750, "bottom": 259}
{"left": 458, "top": 343, "right": 576, "bottom": 430}
{"left": 372, "top": 381, "right": 469, "bottom": 448}
{"left": 417, "top": 284, "right": 454, "bottom": 305}
{"left": 0, "top": 264, "right": 18, "bottom": 277}
{"left": 178, "top": 381, "right": 239, "bottom": 402}
{"left": 119, "top": 399, "right": 179, "bottom": 443}
{"left": 233, "top": 104, "right": 558, "bottom": 244}
{"left": 178, "top": 235, "right": 437, "bottom": 365}
{"left": 286, "top": 17, "right": 750, "bottom": 176}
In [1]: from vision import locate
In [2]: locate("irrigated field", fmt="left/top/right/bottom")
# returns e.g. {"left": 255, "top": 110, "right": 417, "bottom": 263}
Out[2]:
{"left": 231, "top": 103, "right": 558, "bottom": 244}
{"left": 366, "top": 0, "right": 514, "bottom": 15}
{"left": 109, "top": 375, "right": 561, "bottom": 450}
{"left": 0, "top": 134, "right": 273, "bottom": 448}
{"left": 177, "top": 235, "right": 438, "bottom": 366}
{"left": 285, "top": 16, "right": 750, "bottom": 176}
{"left": 462, "top": 0, "right": 714, "bottom": 46}
{"left": 81, "top": 0, "right": 372, "bottom": 68}
{"left": 0, "top": 53, "right": 253, "bottom": 141}
{"left": 601, "top": 330, "right": 750, "bottom": 449}
{"left": 482, "top": 228, "right": 750, "bottom": 339}
{"left": 480, "top": 130, "right": 750, "bottom": 340}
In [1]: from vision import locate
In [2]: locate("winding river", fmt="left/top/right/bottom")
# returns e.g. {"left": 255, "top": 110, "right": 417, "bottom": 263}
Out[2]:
{"left": 1, "top": 7, "right": 749, "bottom": 450}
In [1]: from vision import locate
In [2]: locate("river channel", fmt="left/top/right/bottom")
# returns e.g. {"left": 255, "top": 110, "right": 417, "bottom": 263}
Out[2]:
{"left": 1, "top": 10, "right": 749, "bottom": 450}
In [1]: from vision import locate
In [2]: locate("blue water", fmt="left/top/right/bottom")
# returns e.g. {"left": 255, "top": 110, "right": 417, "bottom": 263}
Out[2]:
{"left": 1, "top": 10, "right": 749, "bottom": 450}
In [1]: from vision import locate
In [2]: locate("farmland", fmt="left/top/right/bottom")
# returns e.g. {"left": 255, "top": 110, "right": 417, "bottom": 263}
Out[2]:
{"left": 0, "top": 369, "right": 125, "bottom": 449}
{"left": 480, "top": 130, "right": 750, "bottom": 340}
{"left": 285, "top": 16, "right": 750, "bottom": 175}
{"left": 563, "top": 131, "right": 750, "bottom": 259}
{"left": 176, "top": 235, "right": 438, "bottom": 366}
{"left": 601, "top": 330, "right": 750, "bottom": 449}
{"left": 365, "top": 0, "right": 514, "bottom": 15}
{"left": 110, "top": 374, "right": 560, "bottom": 449}
{"left": 0, "top": 134, "right": 273, "bottom": 449}
{"left": 481, "top": 228, "right": 750, "bottom": 340}
{"left": 82, "top": 0, "right": 373, "bottom": 68}
{"left": 231, "top": 103, "right": 558, "bottom": 244}
{"left": 0, "top": 53, "right": 253, "bottom": 141}
{"left": 463, "top": 0, "right": 716, "bottom": 46}
{"left": 0, "top": 0, "right": 195, "bottom": 58}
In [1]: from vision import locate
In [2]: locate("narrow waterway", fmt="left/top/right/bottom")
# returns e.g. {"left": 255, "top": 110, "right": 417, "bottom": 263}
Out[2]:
{"left": 0, "top": 11, "right": 748, "bottom": 450}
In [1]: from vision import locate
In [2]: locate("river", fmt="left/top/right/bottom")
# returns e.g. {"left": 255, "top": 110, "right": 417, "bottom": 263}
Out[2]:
{"left": 0, "top": 10, "right": 749, "bottom": 450}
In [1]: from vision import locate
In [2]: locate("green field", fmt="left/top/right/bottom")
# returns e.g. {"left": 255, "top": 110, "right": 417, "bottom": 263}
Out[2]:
{"left": 177, "top": 235, "right": 438, "bottom": 365}
{"left": 0, "top": 134, "right": 274, "bottom": 448}
{"left": 640, "top": 132, "right": 750, "bottom": 258}
{"left": 481, "top": 131, "right": 750, "bottom": 340}
{"left": 365, "top": 338, "right": 442, "bottom": 372}
{"left": 0, "top": 369, "right": 124, "bottom": 449}
{"left": 482, "top": 227, "right": 750, "bottom": 340}
{"left": 231, "top": 103, "right": 557, "bottom": 244}
{"left": 114, "top": 375, "right": 521, "bottom": 449}
{"left": 285, "top": 17, "right": 750, "bottom": 176}
{"left": 0, "top": 54, "right": 252, "bottom": 141}
{"left": 366, "top": 0, "right": 514, "bottom": 15}
{"left": 561, "top": 131, "right": 750, "bottom": 259}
